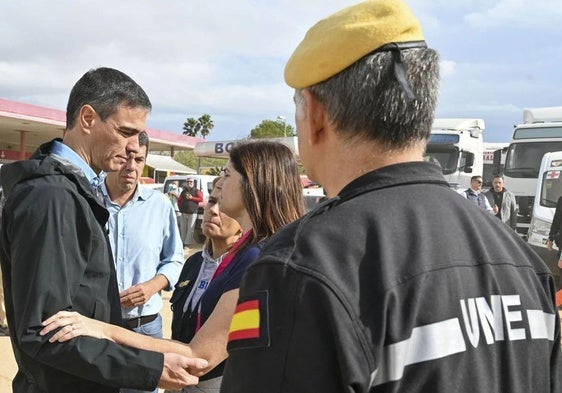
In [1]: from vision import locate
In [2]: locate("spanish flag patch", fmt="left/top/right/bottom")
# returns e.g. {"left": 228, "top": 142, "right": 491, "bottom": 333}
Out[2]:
{"left": 227, "top": 291, "right": 269, "bottom": 351}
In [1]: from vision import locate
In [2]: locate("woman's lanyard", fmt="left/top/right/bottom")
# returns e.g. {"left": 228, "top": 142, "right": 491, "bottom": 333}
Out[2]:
{"left": 194, "top": 229, "right": 253, "bottom": 332}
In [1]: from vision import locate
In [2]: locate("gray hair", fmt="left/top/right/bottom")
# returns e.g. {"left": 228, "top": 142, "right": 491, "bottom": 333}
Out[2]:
{"left": 296, "top": 48, "right": 440, "bottom": 149}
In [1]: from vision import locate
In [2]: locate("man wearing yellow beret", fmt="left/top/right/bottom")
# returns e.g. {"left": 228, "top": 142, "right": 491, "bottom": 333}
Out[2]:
{"left": 222, "top": 1, "right": 561, "bottom": 392}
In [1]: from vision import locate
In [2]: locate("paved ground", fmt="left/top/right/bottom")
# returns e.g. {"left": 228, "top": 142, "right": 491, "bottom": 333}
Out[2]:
{"left": 0, "top": 245, "right": 201, "bottom": 393}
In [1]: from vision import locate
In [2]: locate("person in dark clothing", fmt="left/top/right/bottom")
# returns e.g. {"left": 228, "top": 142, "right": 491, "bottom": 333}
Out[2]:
{"left": 0, "top": 67, "right": 205, "bottom": 393}
{"left": 547, "top": 196, "right": 562, "bottom": 269}
{"left": 219, "top": 1, "right": 562, "bottom": 392}
{"left": 484, "top": 175, "right": 518, "bottom": 230}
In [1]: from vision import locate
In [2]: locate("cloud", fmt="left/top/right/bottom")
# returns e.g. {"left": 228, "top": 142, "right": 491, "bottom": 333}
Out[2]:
{"left": 464, "top": 0, "right": 562, "bottom": 29}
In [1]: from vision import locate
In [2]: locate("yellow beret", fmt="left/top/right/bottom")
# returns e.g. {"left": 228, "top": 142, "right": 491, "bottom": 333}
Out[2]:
{"left": 284, "top": 0, "right": 425, "bottom": 88}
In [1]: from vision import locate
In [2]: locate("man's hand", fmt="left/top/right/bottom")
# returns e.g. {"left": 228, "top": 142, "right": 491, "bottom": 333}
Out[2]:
{"left": 120, "top": 283, "right": 156, "bottom": 307}
{"left": 493, "top": 204, "right": 499, "bottom": 214}
{"left": 547, "top": 239, "right": 554, "bottom": 252}
{"left": 158, "top": 353, "right": 208, "bottom": 390}
{"left": 120, "top": 275, "right": 169, "bottom": 307}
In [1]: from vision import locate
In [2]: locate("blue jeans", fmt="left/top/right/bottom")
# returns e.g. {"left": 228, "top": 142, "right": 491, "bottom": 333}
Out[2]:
{"left": 121, "top": 314, "right": 163, "bottom": 393}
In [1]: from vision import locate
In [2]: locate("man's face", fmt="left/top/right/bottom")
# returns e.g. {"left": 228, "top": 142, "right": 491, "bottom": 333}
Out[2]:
{"left": 90, "top": 104, "right": 148, "bottom": 173}
{"left": 492, "top": 177, "right": 504, "bottom": 193}
{"left": 186, "top": 179, "right": 195, "bottom": 189}
{"left": 107, "top": 145, "right": 147, "bottom": 193}
{"left": 471, "top": 177, "right": 483, "bottom": 191}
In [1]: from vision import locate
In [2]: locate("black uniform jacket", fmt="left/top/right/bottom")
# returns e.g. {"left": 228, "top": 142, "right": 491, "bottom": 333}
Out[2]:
{"left": 222, "top": 162, "right": 561, "bottom": 393}
{"left": 548, "top": 196, "right": 562, "bottom": 247}
{"left": 0, "top": 140, "right": 163, "bottom": 393}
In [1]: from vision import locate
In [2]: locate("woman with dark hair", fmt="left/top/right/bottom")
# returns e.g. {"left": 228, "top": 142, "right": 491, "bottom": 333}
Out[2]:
{"left": 41, "top": 140, "right": 305, "bottom": 392}
{"left": 218, "top": 140, "right": 305, "bottom": 246}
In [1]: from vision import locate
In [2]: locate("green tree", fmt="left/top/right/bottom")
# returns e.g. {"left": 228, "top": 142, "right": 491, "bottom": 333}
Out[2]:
{"left": 198, "top": 114, "right": 214, "bottom": 138}
{"left": 183, "top": 114, "right": 214, "bottom": 138}
{"left": 249, "top": 119, "right": 295, "bottom": 139}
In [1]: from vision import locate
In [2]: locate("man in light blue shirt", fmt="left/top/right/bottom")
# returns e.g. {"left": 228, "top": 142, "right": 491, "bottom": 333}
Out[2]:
{"left": 102, "top": 131, "right": 184, "bottom": 393}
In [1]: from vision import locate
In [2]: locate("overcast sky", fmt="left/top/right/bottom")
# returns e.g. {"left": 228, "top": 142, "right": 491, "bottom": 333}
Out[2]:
{"left": 1, "top": 0, "right": 561, "bottom": 143}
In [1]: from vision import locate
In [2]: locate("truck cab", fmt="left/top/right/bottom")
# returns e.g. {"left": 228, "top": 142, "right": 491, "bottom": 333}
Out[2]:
{"left": 424, "top": 118, "right": 484, "bottom": 191}
{"left": 527, "top": 151, "right": 562, "bottom": 288}
{"left": 503, "top": 107, "right": 562, "bottom": 238}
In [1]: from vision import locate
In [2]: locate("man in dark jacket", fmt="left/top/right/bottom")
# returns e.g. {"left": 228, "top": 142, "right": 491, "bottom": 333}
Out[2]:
{"left": 484, "top": 175, "right": 518, "bottom": 230}
{"left": 547, "top": 195, "right": 562, "bottom": 270}
{"left": 0, "top": 67, "right": 205, "bottom": 393}
{"left": 221, "top": 1, "right": 561, "bottom": 392}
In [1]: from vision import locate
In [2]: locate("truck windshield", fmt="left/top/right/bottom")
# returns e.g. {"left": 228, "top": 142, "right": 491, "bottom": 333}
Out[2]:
{"left": 539, "top": 173, "right": 562, "bottom": 208}
{"left": 424, "top": 146, "right": 459, "bottom": 175}
{"left": 504, "top": 141, "right": 562, "bottom": 178}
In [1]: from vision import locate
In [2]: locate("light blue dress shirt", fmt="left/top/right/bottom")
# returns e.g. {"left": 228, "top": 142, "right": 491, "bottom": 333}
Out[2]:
{"left": 101, "top": 183, "right": 184, "bottom": 319}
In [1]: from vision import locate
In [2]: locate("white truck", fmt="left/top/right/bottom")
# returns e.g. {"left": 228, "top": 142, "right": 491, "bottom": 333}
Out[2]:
{"left": 527, "top": 151, "right": 562, "bottom": 286}
{"left": 424, "top": 118, "right": 484, "bottom": 191}
{"left": 502, "top": 107, "right": 562, "bottom": 238}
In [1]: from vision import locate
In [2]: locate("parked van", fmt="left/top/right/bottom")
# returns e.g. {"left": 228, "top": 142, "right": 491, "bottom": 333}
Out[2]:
{"left": 163, "top": 174, "right": 218, "bottom": 243}
{"left": 527, "top": 151, "right": 562, "bottom": 288}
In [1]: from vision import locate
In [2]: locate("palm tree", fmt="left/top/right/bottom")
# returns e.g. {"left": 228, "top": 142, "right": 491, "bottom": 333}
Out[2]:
{"left": 182, "top": 114, "right": 214, "bottom": 138}
{"left": 198, "top": 114, "right": 214, "bottom": 138}
{"left": 182, "top": 117, "right": 200, "bottom": 137}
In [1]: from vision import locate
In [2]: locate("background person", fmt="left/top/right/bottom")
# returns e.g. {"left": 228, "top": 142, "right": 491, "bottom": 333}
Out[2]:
{"left": 102, "top": 131, "right": 184, "bottom": 393}
{"left": 463, "top": 175, "right": 494, "bottom": 212}
{"left": 178, "top": 177, "right": 203, "bottom": 249}
{"left": 167, "top": 180, "right": 182, "bottom": 219}
{"left": 0, "top": 67, "right": 204, "bottom": 393}
{"left": 484, "top": 175, "right": 518, "bottom": 230}
{"left": 40, "top": 140, "right": 305, "bottom": 393}
{"left": 220, "top": 2, "right": 561, "bottom": 392}
{"left": 547, "top": 195, "right": 562, "bottom": 270}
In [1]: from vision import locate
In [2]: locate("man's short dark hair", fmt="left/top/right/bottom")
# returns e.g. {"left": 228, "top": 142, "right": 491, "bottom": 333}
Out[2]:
{"left": 66, "top": 67, "right": 151, "bottom": 130}
{"left": 471, "top": 175, "right": 483, "bottom": 181}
